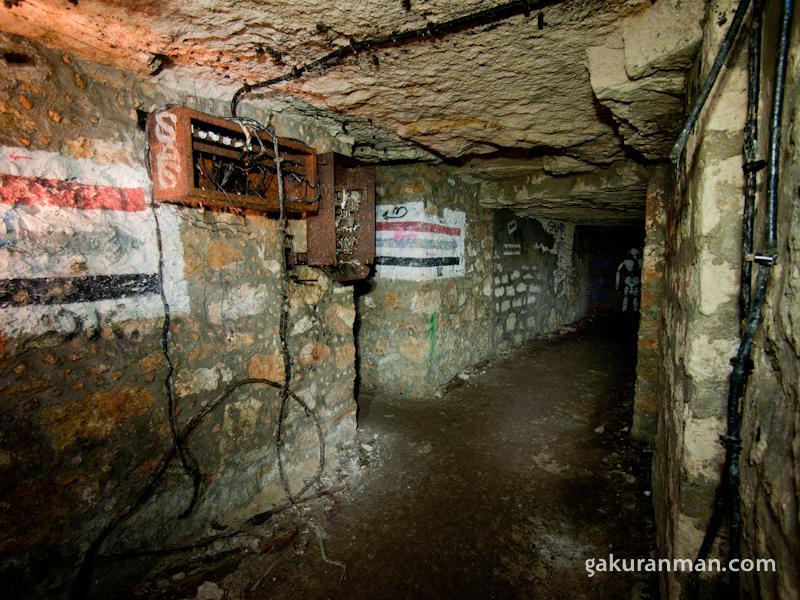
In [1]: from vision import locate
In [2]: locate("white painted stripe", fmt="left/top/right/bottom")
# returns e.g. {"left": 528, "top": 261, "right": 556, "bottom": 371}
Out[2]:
{"left": 375, "top": 264, "right": 463, "bottom": 281}
{"left": 0, "top": 146, "right": 150, "bottom": 189}
{"left": 0, "top": 205, "right": 189, "bottom": 336}
{"left": 0, "top": 146, "right": 190, "bottom": 336}
{"left": 374, "top": 202, "right": 467, "bottom": 281}
{"left": 0, "top": 204, "right": 157, "bottom": 279}
{"left": 0, "top": 296, "right": 165, "bottom": 340}
{"left": 376, "top": 247, "right": 459, "bottom": 259}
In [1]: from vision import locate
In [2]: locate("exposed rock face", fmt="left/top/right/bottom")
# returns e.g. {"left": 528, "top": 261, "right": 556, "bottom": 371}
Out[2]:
{"left": 651, "top": 2, "right": 800, "bottom": 598}
{"left": 0, "top": 35, "right": 358, "bottom": 596}
{"left": 587, "top": 0, "right": 706, "bottom": 159}
{"left": 0, "top": 0, "right": 709, "bottom": 221}
{"left": 356, "top": 164, "right": 587, "bottom": 397}
{"left": 289, "top": 1, "right": 641, "bottom": 162}
{"left": 479, "top": 160, "right": 649, "bottom": 223}
{"left": 1, "top": 1, "right": 674, "bottom": 159}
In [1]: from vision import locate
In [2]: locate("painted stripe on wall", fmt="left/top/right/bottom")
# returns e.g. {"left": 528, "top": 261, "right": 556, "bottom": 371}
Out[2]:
{"left": 0, "top": 174, "right": 146, "bottom": 212}
{"left": 0, "top": 204, "right": 156, "bottom": 279}
{"left": 0, "top": 146, "right": 150, "bottom": 189}
{"left": 0, "top": 146, "right": 190, "bottom": 337}
{"left": 375, "top": 256, "right": 460, "bottom": 267}
{"left": 374, "top": 201, "right": 467, "bottom": 281}
{"left": 376, "top": 238, "right": 459, "bottom": 251}
{"left": 376, "top": 221, "right": 461, "bottom": 236}
{"left": 0, "top": 274, "right": 160, "bottom": 308}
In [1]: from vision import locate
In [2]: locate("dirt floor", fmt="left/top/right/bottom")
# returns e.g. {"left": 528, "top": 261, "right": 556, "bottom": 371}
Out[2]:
{"left": 135, "top": 315, "right": 657, "bottom": 599}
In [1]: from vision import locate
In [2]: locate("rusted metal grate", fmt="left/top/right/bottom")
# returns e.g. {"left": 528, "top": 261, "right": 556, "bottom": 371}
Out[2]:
{"left": 147, "top": 107, "right": 318, "bottom": 216}
{"left": 306, "top": 153, "right": 375, "bottom": 281}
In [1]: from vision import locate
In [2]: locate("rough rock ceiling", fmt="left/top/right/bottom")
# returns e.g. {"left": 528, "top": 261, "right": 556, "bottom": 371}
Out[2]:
{"left": 479, "top": 159, "right": 649, "bottom": 223}
{"left": 1, "top": 0, "right": 707, "bottom": 222}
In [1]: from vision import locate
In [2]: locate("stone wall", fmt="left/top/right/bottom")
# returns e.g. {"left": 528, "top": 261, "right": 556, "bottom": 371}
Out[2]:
{"left": 738, "top": 1, "right": 800, "bottom": 598}
{"left": 0, "top": 35, "right": 356, "bottom": 596}
{"left": 491, "top": 210, "right": 588, "bottom": 351}
{"left": 653, "top": 1, "right": 800, "bottom": 598}
{"left": 632, "top": 166, "right": 669, "bottom": 443}
{"left": 356, "top": 164, "right": 493, "bottom": 397}
{"left": 357, "top": 168, "right": 591, "bottom": 398}
{"left": 654, "top": 1, "right": 747, "bottom": 595}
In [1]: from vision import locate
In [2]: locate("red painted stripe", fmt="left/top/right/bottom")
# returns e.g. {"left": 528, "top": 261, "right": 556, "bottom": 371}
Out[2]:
{"left": 376, "top": 221, "right": 461, "bottom": 236}
{"left": 0, "top": 174, "right": 146, "bottom": 212}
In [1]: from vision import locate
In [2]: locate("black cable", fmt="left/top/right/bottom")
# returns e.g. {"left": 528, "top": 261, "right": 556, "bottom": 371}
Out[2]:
{"left": 72, "top": 113, "right": 329, "bottom": 598}
{"left": 230, "top": 0, "right": 563, "bottom": 116}
{"left": 273, "top": 129, "right": 297, "bottom": 508}
{"left": 739, "top": 0, "right": 763, "bottom": 323}
{"left": 669, "top": 0, "right": 752, "bottom": 162}
{"left": 71, "top": 378, "right": 324, "bottom": 599}
{"left": 152, "top": 205, "right": 202, "bottom": 519}
{"left": 690, "top": 1, "right": 793, "bottom": 596}
{"left": 764, "top": 0, "right": 793, "bottom": 250}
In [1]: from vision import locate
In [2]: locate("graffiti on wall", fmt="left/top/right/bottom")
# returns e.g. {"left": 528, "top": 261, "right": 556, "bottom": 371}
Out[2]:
{"left": 0, "top": 146, "right": 188, "bottom": 338}
{"left": 616, "top": 248, "right": 643, "bottom": 312}
{"left": 152, "top": 110, "right": 181, "bottom": 190}
{"left": 375, "top": 201, "right": 466, "bottom": 280}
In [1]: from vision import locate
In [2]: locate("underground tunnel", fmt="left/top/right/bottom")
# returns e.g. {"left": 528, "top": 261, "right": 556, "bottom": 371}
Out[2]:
{"left": 0, "top": 0, "right": 798, "bottom": 598}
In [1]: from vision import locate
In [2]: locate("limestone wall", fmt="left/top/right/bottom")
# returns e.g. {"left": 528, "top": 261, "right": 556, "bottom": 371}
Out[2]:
{"left": 0, "top": 35, "right": 357, "bottom": 596}
{"left": 653, "top": 1, "right": 800, "bottom": 598}
{"left": 738, "top": 2, "right": 800, "bottom": 598}
{"left": 654, "top": 1, "right": 748, "bottom": 595}
{"left": 356, "top": 164, "right": 494, "bottom": 397}
{"left": 491, "top": 210, "right": 587, "bottom": 351}
{"left": 357, "top": 168, "right": 590, "bottom": 398}
{"left": 632, "top": 166, "right": 669, "bottom": 443}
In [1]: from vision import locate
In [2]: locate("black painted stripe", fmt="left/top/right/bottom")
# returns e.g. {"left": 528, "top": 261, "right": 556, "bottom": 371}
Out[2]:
{"left": 375, "top": 256, "right": 460, "bottom": 268}
{"left": 0, "top": 274, "right": 161, "bottom": 308}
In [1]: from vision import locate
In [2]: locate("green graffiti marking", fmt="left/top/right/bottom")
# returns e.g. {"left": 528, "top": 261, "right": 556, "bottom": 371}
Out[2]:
{"left": 428, "top": 310, "right": 438, "bottom": 368}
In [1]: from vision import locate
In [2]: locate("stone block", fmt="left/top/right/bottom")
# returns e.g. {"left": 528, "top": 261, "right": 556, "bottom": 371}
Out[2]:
{"left": 40, "top": 387, "right": 156, "bottom": 451}
{"left": 248, "top": 351, "right": 285, "bottom": 383}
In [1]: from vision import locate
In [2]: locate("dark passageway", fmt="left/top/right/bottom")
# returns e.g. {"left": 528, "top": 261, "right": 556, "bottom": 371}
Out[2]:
{"left": 168, "top": 317, "right": 656, "bottom": 599}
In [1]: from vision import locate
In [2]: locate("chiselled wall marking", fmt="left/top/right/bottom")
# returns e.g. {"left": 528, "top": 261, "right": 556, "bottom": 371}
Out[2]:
{"left": 0, "top": 146, "right": 189, "bottom": 338}
{"left": 375, "top": 201, "right": 466, "bottom": 280}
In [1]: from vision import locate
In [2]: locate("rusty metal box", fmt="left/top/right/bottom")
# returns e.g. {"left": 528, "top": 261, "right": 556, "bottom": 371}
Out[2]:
{"left": 147, "top": 106, "right": 318, "bottom": 216}
{"left": 306, "top": 153, "right": 375, "bottom": 281}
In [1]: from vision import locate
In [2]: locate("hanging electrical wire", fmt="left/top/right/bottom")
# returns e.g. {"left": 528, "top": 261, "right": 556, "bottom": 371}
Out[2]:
{"left": 738, "top": 0, "right": 764, "bottom": 322}
{"left": 229, "top": 0, "right": 563, "bottom": 116}
{"left": 72, "top": 115, "right": 340, "bottom": 599}
{"left": 688, "top": 1, "right": 794, "bottom": 597}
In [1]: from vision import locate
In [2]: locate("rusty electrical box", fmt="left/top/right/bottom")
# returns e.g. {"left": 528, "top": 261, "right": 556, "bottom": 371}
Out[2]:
{"left": 306, "top": 153, "right": 375, "bottom": 281}
{"left": 147, "top": 107, "right": 318, "bottom": 216}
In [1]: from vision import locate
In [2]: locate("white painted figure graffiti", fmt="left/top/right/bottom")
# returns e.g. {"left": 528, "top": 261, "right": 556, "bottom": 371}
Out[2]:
{"left": 616, "top": 248, "right": 643, "bottom": 312}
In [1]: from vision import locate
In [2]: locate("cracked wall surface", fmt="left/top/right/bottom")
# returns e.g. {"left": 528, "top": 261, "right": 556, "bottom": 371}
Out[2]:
{"left": 0, "top": 0, "right": 716, "bottom": 226}
{"left": 480, "top": 160, "right": 649, "bottom": 224}
{"left": 0, "top": 2, "right": 701, "bottom": 202}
